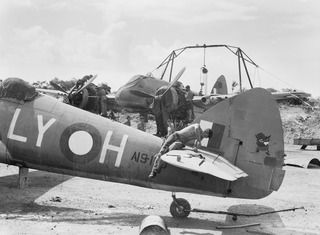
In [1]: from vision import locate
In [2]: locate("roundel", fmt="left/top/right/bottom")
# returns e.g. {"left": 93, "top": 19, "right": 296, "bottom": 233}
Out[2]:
{"left": 60, "top": 123, "right": 102, "bottom": 164}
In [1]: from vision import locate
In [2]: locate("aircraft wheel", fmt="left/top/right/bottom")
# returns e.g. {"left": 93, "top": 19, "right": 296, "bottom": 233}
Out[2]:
{"left": 170, "top": 198, "right": 191, "bottom": 218}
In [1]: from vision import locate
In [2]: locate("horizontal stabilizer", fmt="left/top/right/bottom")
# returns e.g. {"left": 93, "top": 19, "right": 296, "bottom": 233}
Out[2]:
{"left": 161, "top": 149, "right": 248, "bottom": 181}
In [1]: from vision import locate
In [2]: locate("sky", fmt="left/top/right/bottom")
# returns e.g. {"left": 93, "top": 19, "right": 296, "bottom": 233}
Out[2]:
{"left": 0, "top": 0, "right": 319, "bottom": 96}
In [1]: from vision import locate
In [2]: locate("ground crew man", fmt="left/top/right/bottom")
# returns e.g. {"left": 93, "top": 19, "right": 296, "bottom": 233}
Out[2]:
{"left": 149, "top": 123, "right": 213, "bottom": 178}
{"left": 97, "top": 87, "right": 107, "bottom": 116}
{"left": 124, "top": 115, "right": 131, "bottom": 126}
{"left": 137, "top": 115, "right": 146, "bottom": 131}
{"left": 185, "top": 85, "right": 194, "bottom": 122}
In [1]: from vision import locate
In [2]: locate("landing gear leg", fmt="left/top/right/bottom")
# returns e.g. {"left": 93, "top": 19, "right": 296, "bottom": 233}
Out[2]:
{"left": 169, "top": 192, "right": 191, "bottom": 218}
{"left": 18, "top": 166, "right": 29, "bottom": 189}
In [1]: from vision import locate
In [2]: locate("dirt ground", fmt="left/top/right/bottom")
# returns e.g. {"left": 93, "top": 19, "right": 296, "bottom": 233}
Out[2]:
{"left": 1, "top": 104, "right": 320, "bottom": 235}
{"left": 280, "top": 104, "right": 320, "bottom": 144}
{"left": 0, "top": 153, "right": 320, "bottom": 235}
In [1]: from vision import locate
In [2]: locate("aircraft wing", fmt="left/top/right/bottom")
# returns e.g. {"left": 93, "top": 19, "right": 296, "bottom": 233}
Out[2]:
{"left": 161, "top": 149, "right": 248, "bottom": 181}
{"left": 106, "top": 93, "right": 115, "bottom": 99}
{"left": 36, "top": 88, "right": 67, "bottom": 96}
{"left": 192, "top": 90, "right": 312, "bottom": 111}
{"left": 192, "top": 94, "right": 234, "bottom": 109}
{"left": 271, "top": 91, "right": 311, "bottom": 101}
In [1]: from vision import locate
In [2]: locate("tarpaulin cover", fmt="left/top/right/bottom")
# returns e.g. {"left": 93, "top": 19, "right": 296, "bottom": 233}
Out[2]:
{"left": 0, "top": 77, "right": 38, "bottom": 101}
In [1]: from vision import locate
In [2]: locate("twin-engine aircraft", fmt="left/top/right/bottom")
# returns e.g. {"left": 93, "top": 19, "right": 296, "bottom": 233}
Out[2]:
{"left": 114, "top": 69, "right": 311, "bottom": 117}
{"left": 0, "top": 78, "right": 285, "bottom": 218}
{"left": 113, "top": 71, "right": 227, "bottom": 114}
{"left": 113, "top": 69, "right": 229, "bottom": 136}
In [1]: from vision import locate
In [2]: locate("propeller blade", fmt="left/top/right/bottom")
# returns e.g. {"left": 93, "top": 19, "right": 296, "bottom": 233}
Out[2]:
{"left": 77, "top": 74, "right": 98, "bottom": 93}
{"left": 49, "top": 80, "right": 67, "bottom": 94}
{"left": 160, "top": 67, "right": 186, "bottom": 98}
{"left": 68, "top": 74, "right": 98, "bottom": 98}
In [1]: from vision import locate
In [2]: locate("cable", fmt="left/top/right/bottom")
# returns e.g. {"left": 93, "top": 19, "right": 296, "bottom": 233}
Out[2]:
{"left": 258, "top": 66, "right": 298, "bottom": 90}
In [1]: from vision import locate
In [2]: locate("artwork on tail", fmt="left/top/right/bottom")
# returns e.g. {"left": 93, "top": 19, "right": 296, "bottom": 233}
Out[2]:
{"left": 255, "top": 132, "right": 271, "bottom": 155}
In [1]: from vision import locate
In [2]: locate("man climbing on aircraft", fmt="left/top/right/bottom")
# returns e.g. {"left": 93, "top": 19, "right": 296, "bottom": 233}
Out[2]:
{"left": 149, "top": 123, "right": 213, "bottom": 178}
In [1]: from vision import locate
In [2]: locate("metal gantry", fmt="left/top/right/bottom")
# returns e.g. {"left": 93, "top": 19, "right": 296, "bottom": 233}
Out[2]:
{"left": 155, "top": 44, "right": 259, "bottom": 92}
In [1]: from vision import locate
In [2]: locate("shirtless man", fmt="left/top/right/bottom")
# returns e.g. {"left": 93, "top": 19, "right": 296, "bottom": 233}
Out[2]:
{"left": 149, "top": 123, "right": 213, "bottom": 178}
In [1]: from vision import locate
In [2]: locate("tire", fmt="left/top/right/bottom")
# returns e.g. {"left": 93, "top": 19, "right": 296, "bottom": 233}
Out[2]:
{"left": 170, "top": 198, "right": 191, "bottom": 218}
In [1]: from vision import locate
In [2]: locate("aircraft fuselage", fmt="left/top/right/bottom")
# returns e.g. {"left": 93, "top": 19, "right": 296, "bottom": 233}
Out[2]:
{"left": 0, "top": 95, "right": 231, "bottom": 197}
{"left": 114, "top": 75, "right": 168, "bottom": 111}
{"left": 0, "top": 87, "right": 285, "bottom": 200}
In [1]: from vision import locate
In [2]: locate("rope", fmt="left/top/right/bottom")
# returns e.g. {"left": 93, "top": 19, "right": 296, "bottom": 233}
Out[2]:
{"left": 253, "top": 67, "right": 261, "bottom": 87}
{"left": 203, "top": 46, "right": 206, "bottom": 67}
{"left": 216, "top": 223, "right": 260, "bottom": 229}
{"left": 189, "top": 206, "right": 305, "bottom": 217}
{"left": 258, "top": 66, "right": 297, "bottom": 90}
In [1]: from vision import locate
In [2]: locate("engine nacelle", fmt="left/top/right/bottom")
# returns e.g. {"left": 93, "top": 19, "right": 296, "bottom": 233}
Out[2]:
{"left": 201, "top": 96, "right": 210, "bottom": 105}
{"left": 200, "top": 95, "right": 230, "bottom": 105}
{"left": 154, "top": 86, "right": 180, "bottom": 113}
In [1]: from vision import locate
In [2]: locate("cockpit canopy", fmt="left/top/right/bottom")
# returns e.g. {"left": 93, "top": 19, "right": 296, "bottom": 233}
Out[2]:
{"left": 125, "top": 75, "right": 149, "bottom": 88}
{"left": 0, "top": 77, "right": 38, "bottom": 102}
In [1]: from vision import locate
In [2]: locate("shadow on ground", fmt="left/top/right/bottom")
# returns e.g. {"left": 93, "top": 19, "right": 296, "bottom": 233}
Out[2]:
{"left": 2, "top": 199, "right": 314, "bottom": 234}
{"left": 0, "top": 170, "right": 72, "bottom": 212}
{"left": 177, "top": 204, "right": 314, "bottom": 235}
{"left": 0, "top": 171, "right": 316, "bottom": 234}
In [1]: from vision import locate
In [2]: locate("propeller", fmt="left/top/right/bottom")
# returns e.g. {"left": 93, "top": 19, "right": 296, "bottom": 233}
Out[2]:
{"left": 49, "top": 79, "right": 68, "bottom": 94}
{"left": 68, "top": 75, "right": 98, "bottom": 107}
{"left": 75, "top": 74, "right": 97, "bottom": 94}
{"left": 49, "top": 75, "right": 98, "bottom": 98}
{"left": 159, "top": 67, "right": 186, "bottom": 98}
{"left": 68, "top": 74, "right": 98, "bottom": 96}
{"left": 41, "top": 74, "right": 99, "bottom": 110}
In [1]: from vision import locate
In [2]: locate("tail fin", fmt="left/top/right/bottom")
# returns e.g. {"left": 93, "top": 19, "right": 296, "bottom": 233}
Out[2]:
{"left": 211, "top": 75, "right": 228, "bottom": 95}
{"left": 195, "top": 88, "right": 285, "bottom": 199}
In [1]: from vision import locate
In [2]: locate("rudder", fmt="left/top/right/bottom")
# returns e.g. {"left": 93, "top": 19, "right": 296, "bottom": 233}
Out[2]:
{"left": 195, "top": 88, "right": 285, "bottom": 199}
{"left": 211, "top": 75, "right": 228, "bottom": 95}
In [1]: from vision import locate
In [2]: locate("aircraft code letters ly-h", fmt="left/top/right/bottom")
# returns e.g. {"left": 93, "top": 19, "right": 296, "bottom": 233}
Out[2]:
{"left": 7, "top": 108, "right": 128, "bottom": 167}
